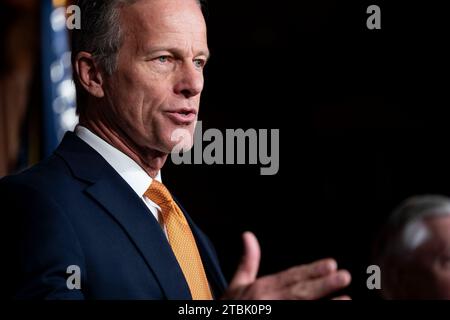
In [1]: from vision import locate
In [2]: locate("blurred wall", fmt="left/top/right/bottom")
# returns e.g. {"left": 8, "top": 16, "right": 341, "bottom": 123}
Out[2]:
{"left": 0, "top": 0, "right": 39, "bottom": 177}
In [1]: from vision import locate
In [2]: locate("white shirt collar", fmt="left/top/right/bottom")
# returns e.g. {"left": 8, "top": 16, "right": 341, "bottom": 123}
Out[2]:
{"left": 74, "top": 125, "right": 161, "bottom": 197}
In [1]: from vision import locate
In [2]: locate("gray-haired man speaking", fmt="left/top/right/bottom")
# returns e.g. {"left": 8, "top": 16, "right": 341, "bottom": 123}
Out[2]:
{"left": 0, "top": 0, "right": 351, "bottom": 299}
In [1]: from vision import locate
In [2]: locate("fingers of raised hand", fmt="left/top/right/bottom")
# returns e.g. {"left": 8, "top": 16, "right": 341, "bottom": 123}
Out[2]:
{"left": 246, "top": 261, "right": 351, "bottom": 300}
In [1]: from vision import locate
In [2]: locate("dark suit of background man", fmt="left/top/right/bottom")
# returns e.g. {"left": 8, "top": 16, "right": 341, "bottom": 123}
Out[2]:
{"left": 0, "top": 0, "right": 351, "bottom": 299}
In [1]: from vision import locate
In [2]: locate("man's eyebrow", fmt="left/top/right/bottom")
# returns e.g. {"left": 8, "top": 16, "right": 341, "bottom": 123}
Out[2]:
{"left": 199, "top": 50, "right": 211, "bottom": 61}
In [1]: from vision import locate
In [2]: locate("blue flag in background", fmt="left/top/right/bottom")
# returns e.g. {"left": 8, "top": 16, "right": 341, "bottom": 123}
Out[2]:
{"left": 41, "top": 0, "right": 78, "bottom": 156}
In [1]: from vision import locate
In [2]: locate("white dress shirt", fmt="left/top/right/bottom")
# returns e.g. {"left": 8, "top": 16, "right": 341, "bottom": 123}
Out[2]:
{"left": 75, "top": 125, "right": 166, "bottom": 234}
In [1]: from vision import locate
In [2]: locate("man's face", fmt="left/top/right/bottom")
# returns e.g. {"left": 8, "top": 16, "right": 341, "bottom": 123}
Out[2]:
{"left": 404, "top": 216, "right": 450, "bottom": 299}
{"left": 419, "top": 216, "right": 450, "bottom": 299}
{"left": 103, "top": 0, "right": 208, "bottom": 154}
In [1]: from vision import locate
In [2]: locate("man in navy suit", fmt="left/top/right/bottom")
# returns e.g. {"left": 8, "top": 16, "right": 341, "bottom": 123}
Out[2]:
{"left": 0, "top": 0, "right": 351, "bottom": 299}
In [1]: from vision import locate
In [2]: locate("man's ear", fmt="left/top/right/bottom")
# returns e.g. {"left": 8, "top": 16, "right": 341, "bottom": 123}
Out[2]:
{"left": 74, "top": 52, "right": 105, "bottom": 98}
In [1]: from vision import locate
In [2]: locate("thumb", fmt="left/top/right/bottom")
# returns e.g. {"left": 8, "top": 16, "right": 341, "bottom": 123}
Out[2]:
{"left": 229, "top": 231, "right": 261, "bottom": 289}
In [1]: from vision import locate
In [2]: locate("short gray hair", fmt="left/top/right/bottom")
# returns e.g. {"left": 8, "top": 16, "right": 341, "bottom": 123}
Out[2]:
{"left": 382, "top": 195, "right": 450, "bottom": 255}
{"left": 71, "top": 0, "right": 206, "bottom": 114}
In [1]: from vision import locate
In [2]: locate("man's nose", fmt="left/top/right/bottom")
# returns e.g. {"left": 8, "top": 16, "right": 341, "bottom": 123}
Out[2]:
{"left": 173, "top": 62, "right": 204, "bottom": 99}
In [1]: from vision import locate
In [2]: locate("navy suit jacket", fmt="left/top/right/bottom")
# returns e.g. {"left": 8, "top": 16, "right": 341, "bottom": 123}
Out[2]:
{"left": 0, "top": 132, "right": 227, "bottom": 299}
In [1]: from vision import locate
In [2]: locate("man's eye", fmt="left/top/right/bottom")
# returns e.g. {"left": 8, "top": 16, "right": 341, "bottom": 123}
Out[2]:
{"left": 193, "top": 59, "right": 205, "bottom": 69}
{"left": 157, "top": 56, "right": 170, "bottom": 63}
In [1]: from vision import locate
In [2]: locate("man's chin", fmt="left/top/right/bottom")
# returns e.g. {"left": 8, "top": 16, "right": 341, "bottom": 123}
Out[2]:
{"left": 167, "top": 126, "right": 195, "bottom": 152}
{"left": 168, "top": 140, "right": 194, "bottom": 154}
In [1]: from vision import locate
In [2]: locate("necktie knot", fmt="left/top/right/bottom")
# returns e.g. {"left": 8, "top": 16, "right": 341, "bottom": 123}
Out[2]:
{"left": 145, "top": 180, "right": 173, "bottom": 207}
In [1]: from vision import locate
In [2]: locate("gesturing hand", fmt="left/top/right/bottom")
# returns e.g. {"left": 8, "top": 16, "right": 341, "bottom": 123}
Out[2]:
{"left": 222, "top": 232, "right": 351, "bottom": 300}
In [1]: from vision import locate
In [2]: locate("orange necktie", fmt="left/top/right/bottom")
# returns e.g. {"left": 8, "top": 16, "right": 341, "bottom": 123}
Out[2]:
{"left": 144, "top": 180, "right": 212, "bottom": 300}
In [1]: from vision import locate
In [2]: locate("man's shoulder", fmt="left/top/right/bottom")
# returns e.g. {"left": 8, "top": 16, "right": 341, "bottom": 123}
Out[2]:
{"left": 0, "top": 153, "right": 72, "bottom": 191}
{"left": 0, "top": 131, "right": 101, "bottom": 194}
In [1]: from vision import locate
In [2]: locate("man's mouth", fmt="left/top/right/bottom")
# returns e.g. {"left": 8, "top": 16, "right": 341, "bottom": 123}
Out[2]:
{"left": 165, "top": 109, "right": 197, "bottom": 125}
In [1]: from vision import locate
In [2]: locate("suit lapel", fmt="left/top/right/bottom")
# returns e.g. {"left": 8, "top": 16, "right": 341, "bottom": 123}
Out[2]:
{"left": 56, "top": 132, "right": 192, "bottom": 299}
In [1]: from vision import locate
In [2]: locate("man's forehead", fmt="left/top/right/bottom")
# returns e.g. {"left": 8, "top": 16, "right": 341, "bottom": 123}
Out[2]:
{"left": 119, "top": 2, "right": 208, "bottom": 58}
{"left": 426, "top": 215, "right": 450, "bottom": 228}
{"left": 120, "top": 0, "right": 206, "bottom": 35}
{"left": 424, "top": 216, "right": 450, "bottom": 246}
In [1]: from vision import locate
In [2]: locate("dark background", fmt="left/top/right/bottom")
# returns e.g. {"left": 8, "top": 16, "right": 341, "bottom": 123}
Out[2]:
{"left": 163, "top": 0, "right": 449, "bottom": 299}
